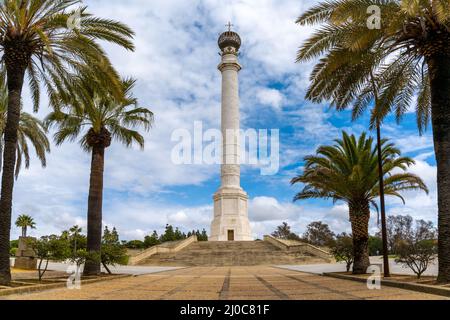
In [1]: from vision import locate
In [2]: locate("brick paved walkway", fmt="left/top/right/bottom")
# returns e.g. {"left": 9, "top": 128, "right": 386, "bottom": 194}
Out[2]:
{"left": 3, "top": 266, "right": 448, "bottom": 300}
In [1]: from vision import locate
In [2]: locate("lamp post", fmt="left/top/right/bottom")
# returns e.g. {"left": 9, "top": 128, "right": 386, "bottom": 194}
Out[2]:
{"left": 370, "top": 71, "right": 390, "bottom": 278}
{"left": 376, "top": 122, "right": 390, "bottom": 278}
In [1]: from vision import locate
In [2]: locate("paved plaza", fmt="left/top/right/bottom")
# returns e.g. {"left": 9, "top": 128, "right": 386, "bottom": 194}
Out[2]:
{"left": 279, "top": 257, "right": 439, "bottom": 276}
{"left": 2, "top": 266, "right": 447, "bottom": 300}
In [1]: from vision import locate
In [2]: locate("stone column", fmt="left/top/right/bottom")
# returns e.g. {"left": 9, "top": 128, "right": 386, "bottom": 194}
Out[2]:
{"left": 219, "top": 52, "right": 241, "bottom": 188}
{"left": 210, "top": 28, "right": 253, "bottom": 242}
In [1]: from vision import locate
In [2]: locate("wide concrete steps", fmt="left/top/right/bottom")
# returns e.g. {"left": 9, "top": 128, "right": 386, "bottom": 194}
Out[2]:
{"left": 137, "top": 241, "right": 325, "bottom": 266}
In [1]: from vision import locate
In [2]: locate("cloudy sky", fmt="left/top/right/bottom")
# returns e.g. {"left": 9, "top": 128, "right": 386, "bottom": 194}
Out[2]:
{"left": 12, "top": 0, "right": 437, "bottom": 240}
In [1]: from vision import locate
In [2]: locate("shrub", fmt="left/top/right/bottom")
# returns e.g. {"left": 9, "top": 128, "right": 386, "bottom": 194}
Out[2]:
{"left": 368, "top": 236, "right": 383, "bottom": 256}
{"left": 10, "top": 247, "right": 17, "bottom": 257}
{"left": 395, "top": 239, "right": 437, "bottom": 279}
{"left": 302, "top": 221, "right": 336, "bottom": 247}
{"left": 30, "top": 235, "right": 70, "bottom": 281}
{"left": 271, "top": 222, "right": 301, "bottom": 241}
{"left": 10, "top": 239, "right": 19, "bottom": 249}
{"left": 393, "top": 219, "right": 437, "bottom": 279}
{"left": 124, "top": 240, "right": 145, "bottom": 249}
{"left": 331, "top": 233, "right": 354, "bottom": 272}
{"left": 101, "top": 227, "right": 128, "bottom": 273}
{"left": 144, "top": 231, "right": 161, "bottom": 248}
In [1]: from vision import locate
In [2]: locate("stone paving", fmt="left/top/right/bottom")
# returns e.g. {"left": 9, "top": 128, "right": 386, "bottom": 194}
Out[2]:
{"left": 278, "top": 256, "right": 439, "bottom": 276}
{"left": 2, "top": 266, "right": 448, "bottom": 300}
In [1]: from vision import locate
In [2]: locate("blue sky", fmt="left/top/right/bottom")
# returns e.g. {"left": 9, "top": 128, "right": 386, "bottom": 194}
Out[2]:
{"left": 11, "top": 0, "right": 437, "bottom": 240}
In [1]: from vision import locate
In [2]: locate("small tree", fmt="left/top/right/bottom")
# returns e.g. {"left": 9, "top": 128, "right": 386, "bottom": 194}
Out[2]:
{"left": 9, "top": 247, "right": 17, "bottom": 257}
{"left": 69, "top": 249, "right": 97, "bottom": 270}
{"left": 174, "top": 227, "right": 186, "bottom": 241}
{"left": 199, "top": 229, "right": 208, "bottom": 241}
{"left": 368, "top": 236, "right": 383, "bottom": 256}
{"left": 9, "top": 239, "right": 18, "bottom": 257}
{"left": 144, "top": 231, "right": 161, "bottom": 248}
{"left": 124, "top": 240, "right": 145, "bottom": 249}
{"left": 385, "top": 215, "right": 414, "bottom": 254}
{"left": 101, "top": 227, "right": 128, "bottom": 274}
{"left": 271, "top": 222, "right": 300, "bottom": 240}
{"left": 395, "top": 218, "right": 437, "bottom": 279}
{"left": 331, "top": 233, "right": 354, "bottom": 272}
{"left": 302, "top": 221, "right": 336, "bottom": 247}
{"left": 160, "top": 224, "right": 176, "bottom": 242}
{"left": 68, "top": 225, "right": 84, "bottom": 255}
{"left": 396, "top": 240, "right": 437, "bottom": 279}
{"left": 31, "top": 236, "right": 69, "bottom": 281}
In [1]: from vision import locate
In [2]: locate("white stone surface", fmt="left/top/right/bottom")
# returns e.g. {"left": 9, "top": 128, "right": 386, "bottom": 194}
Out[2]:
{"left": 210, "top": 39, "right": 252, "bottom": 241}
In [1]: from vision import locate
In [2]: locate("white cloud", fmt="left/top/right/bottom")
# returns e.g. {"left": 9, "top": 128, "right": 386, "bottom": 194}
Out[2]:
{"left": 249, "top": 196, "right": 370, "bottom": 238}
{"left": 385, "top": 158, "right": 438, "bottom": 224}
{"left": 392, "top": 134, "right": 434, "bottom": 154}
{"left": 249, "top": 196, "right": 298, "bottom": 221}
{"left": 256, "top": 88, "right": 284, "bottom": 110}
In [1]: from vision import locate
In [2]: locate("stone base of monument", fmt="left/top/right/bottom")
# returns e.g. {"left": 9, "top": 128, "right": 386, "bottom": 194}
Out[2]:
{"left": 14, "top": 256, "right": 38, "bottom": 270}
{"left": 210, "top": 187, "right": 253, "bottom": 241}
{"left": 14, "top": 237, "right": 37, "bottom": 270}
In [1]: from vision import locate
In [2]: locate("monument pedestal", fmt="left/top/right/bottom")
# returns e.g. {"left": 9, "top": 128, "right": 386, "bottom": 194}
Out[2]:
{"left": 14, "top": 257, "right": 38, "bottom": 270}
{"left": 14, "top": 237, "right": 37, "bottom": 270}
{"left": 210, "top": 187, "right": 252, "bottom": 241}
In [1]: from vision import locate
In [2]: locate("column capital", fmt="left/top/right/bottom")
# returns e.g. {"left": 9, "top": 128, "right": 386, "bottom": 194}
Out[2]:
{"left": 218, "top": 61, "right": 242, "bottom": 72}
{"left": 218, "top": 52, "right": 241, "bottom": 72}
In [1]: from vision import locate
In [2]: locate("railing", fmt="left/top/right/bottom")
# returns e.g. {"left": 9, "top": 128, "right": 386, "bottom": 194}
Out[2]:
{"left": 263, "top": 235, "right": 333, "bottom": 262}
{"left": 128, "top": 235, "right": 198, "bottom": 265}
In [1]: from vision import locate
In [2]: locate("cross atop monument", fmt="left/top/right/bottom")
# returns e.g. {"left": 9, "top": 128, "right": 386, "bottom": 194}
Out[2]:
{"left": 226, "top": 21, "right": 234, "bottom": 31}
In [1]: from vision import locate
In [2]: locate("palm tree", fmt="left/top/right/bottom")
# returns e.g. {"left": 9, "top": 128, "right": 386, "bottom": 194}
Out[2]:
{"left": 15, "top": 214, "right": 36, "bottom": 238}
{"left": 46, "top": 76, "right": 153, "bottom": 276}
{"left": 0, "top": 0, "right": 134, "bottom": 285}
{"left": 69, "top": 225, "right": 82, "bottom": 255}
{"left": 296, "top": 0, "right": 450, "bottom": 283}
{"left": 0, "top": 78, "right": 50, "bottom": 178}
{"left": 291, "top": 132, "right": 428, "bottom": 274}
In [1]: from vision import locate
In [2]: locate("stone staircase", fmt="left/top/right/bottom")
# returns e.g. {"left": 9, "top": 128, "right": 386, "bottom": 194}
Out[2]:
{"left": 137, "top": 240, "right": 329, "bottom": 266}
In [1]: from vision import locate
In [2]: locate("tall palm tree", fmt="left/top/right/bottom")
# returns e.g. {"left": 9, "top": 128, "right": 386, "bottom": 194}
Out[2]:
{"left": 291, "top": 132, "right": 428, "bottom": 274}
{"left": 296, "top": 0, "right": 450, "bottom": 283}
{"left": 69, "top": 225, "right": 82, "bottom": 255}
{"left": 46, "top": 76, "right": 153, "bottom": 275}
{"left": 0, "top": 0, "right": 134, "bottom": 285}
{"left": 15, "top": 214, "right": 35, "bottom": 237}
{"left": 0, "top": 79, "right": 50, "bottom": 178}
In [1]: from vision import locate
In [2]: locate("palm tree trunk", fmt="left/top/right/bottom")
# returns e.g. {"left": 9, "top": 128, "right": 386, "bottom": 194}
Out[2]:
{"left": 0, "top": 63, "right": 26, "bottom": 286}
{"left": 349, "top": 201, "right": 371, "bottom": 274}
{"left": 428, "top": 54, "right": 450, "bottom": 284}
{"left": 83, "top": 145, "right": 106, "bottom": 276}
{"left": 22, "top": 227, "right": 26, "bottom": 238}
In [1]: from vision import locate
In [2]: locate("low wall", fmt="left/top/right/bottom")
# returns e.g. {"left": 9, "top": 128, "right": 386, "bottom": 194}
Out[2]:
{"left": 128, "top": 235, "right": 198, "bottom": 265}
{"left": 263, "top": 235, "right": 333, "bottom": 262}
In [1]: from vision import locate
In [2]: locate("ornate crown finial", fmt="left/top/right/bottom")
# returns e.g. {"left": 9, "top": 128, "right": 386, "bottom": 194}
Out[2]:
{"left": 218, "top": 23, "right": 241, "bottom": 53}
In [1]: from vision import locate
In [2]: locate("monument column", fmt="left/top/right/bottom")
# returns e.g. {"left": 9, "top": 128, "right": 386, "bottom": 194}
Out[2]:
{"left": 210, "top": 24, "right": 253, "bottom": 241}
